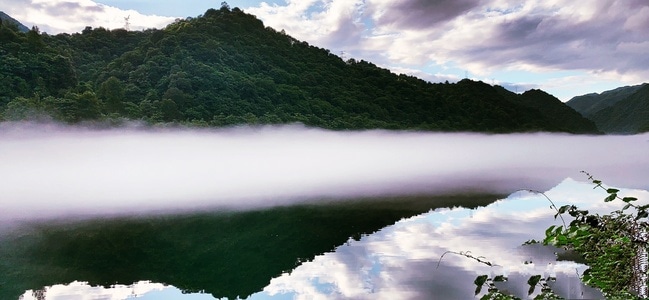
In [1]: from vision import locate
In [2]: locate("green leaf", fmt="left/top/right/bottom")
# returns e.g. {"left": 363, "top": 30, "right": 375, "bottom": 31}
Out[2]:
{"left": 558, "top": 205, "right": 570, "bottom": 214}
{"left": 545, "top": 225, "right": 556, "bottom": 237}
{"left": 606, "top": 188, "right": 620, "bottom": 194}
{"left": 604, "top": 194, "right": 617, "bottom": 202}
{"left": 527, "top": 275, "right": 541, "bottom": 295}
{"left": 474, "top": 285, "right": 482, "bottom": 296}
{"left": 474, "top": 274, "right": 488, "bottom": 286}
{"left": 592, "top": 180, "right": 602, "bottom": 184}
{"left": 622, "top": 197, "right": 638, "bottom": 202}
{"left": 623, "top": 203, "right": 631, "bottom": 210}
{"left": 636, "top": 210, "right": 649, "bottom": 220}
{"left": 494, "top": 275, "right": 507, "bottom": 282}
{"left": 474, "top": 275, "right": 488, "bottom": 295}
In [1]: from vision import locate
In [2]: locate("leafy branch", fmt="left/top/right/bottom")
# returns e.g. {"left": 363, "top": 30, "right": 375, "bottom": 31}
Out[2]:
{"left": 523, "top": 189, "right": 568, "bottom": 229}
{"left": 542, "top": 172, "right": 647, "bottom": 299}
{"left": 581, "top": 170, "right": 648, "bottom": 220}
{"left": 436, "top": 250, "right": 497, "bottom": 269}
{"left": 436, "top": 251, "right": 561, "bottom": 299}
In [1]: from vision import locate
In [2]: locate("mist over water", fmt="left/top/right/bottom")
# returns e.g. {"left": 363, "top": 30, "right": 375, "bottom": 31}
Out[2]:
{"left": 1, "top": 122, "right": 648, "bottom": 222}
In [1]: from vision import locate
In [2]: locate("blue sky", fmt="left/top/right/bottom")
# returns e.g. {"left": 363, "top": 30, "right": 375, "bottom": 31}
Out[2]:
{"left": 3, "top": 0, "right": 648, "bottom": 100}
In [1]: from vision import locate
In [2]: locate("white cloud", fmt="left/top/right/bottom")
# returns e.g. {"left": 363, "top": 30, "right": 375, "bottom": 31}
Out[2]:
{"left": 3, "top": 0, "right": 176, "bottom": 33}
{"left": 20, "top": 281, "right": 166, "bottom": 300}
{"left": 247, "top": 0, "right": 649, "bottom": 90}
{"left": 247, "top": 0, "right": 366, "bottom": 51}
{"left": 384, "top": 65, "right": 459, "bottom": 83}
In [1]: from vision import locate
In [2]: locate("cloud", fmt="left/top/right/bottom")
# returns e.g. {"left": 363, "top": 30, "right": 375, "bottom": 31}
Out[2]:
{"left": 387, "top": 66, "right": 461, "bottom": 83}
{"left": 1, "top": 122, "right": 648, "bottom": 224}
{"left": 20, "top": 281, "right": 184, "bottom": 300}
{"left": 247, "top": 0, "right": 649, "bottom": 89}
{"left": 365, "top": 0, "right": 483, "bottom": 29}
{"left": 424, "top": 1, "right": 649, "bottom": 80}
{"left": 259, "top": 179, "right": 618, "bottom": 299}
{"left": 3, "top": 0, "right": 176, "bottom": 33}
{"left": 245, "top": 0, "right": 369, "bottom": 55}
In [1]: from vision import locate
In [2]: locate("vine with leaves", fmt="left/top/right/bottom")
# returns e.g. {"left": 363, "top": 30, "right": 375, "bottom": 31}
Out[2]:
{"left": 542, "top": 171, "right": 648, "bottom": 299}
{"left": 437, "top": 171, "right": 647, "bottom": 299}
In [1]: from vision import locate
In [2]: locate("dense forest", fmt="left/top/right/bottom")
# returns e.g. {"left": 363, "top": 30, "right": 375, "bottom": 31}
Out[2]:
{"left": 567, "top": 83, "right": 649, "bottom": 134}
{"left": 0, "top": 5, "right": 598, "bottom": 133}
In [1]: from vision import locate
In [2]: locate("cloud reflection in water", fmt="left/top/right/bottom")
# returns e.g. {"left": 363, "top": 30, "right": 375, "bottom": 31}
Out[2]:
{"left": 257, "top": 179, "right": 648, "bottom": 299}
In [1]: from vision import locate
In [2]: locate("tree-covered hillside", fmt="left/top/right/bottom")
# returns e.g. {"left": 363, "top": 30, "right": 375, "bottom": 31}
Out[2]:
{"left": 0, "top": 11, "right": 29, "bottom": 33}
{"left": 567, "top": 84, "right": 645, "bottom": 118}
{"left": 589, "top": 84, "right": 649, "bottom": 133}
{"left": 567, "top": 83, "right": 649, "bottom": 134}
{"left": 0, "top": 6, "right": 597, "bottom": 133}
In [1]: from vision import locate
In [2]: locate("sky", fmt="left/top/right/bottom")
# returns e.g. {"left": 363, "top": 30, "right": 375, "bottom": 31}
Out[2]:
{"left": 2, "top": 0, "right": 648, "bottom": 100}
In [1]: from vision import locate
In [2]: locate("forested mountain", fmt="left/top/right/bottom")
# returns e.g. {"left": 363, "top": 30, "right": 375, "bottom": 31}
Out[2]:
{"left": 567, "top": 84, "right": 645, "bottom": 118}
{"left": 495, "top": 87, "right": 599, "bottom": 133}
{"left": 567, "top": 83, "right": 649, "bottom": 133}
{"left": 0, "top": 6, "right": 597, "bottom": 133}
{"left": 0, "top": 11, "right": 29, "bottom": 33}
{"left": 587, "top": 84, "right": 649, "bottom": 133}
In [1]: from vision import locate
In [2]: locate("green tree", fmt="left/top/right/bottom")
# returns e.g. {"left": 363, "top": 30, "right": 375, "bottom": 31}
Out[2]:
{"left": 3, "top": 96, "right": 47, "bottom": 120}
{"left": 158, "top": 98, "right": 182, "bottom": 122}
{"left": 98, "top": 76, "right": 126, "bottom": 113}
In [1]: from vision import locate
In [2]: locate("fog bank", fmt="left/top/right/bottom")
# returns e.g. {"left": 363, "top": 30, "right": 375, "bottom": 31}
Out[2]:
{"left": 1, "top": 122, "right": 648, "bottom": 222}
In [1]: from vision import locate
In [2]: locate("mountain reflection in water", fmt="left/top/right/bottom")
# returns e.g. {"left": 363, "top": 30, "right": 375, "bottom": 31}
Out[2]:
{"left": 4, "top": 194, "right": 496, "bottom": 300}
{"left": 17, "top": 178, "right": 649, "bottom": 299}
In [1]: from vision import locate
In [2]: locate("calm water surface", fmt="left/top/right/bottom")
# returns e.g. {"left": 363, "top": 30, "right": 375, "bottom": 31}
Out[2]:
{"left": 11, "top": 178, "right": 649, "bottom": 299}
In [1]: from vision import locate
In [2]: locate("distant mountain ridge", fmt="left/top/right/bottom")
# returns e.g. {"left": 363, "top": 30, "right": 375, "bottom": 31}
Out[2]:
{"left": 0, "top": 11, "right": 29, "bottom": 33}
{"left": 0, "top": 6, "right": 598, "bottom": 134}
{"left": 567, "top": 83, "right": 649, "bottom": 133}
{"left": 567, "top": 84, "right": 645, "bottom": 117}
{"left": 517, "top": 89, "right": 598, "bottom": 133}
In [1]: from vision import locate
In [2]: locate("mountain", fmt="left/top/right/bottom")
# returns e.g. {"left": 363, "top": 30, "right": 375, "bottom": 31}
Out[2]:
{"left": 567, "top": 83, "right": 649, "bottom": 133}
{"left": 0, "top": 6, "right": 598, "bottom": 134}
{"left": 587, "top": 84, "right": 649, "bottom": 133}
{"left": 516, "top": 89, "right": 598, "bottom": 133}
{"left": 0, "top": 11, "right": 29, "bottom": 33}
{"left": 567, "top": 84, "right": 645, "bottom": 117}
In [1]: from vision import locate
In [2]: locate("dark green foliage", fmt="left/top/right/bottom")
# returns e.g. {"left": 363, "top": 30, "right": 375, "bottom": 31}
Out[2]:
{"left": 567, "top": 83, "right": 649, "bottom": 134}
{"left": 567, "top": 84, "right": 644, "bottom": 118}
{"left": 0, "top": 8, "right": 599, "bottom": 133}
{"left": 97, "top": 76, "right": 126, "bottom": 113}
{"left": 543, "top": 172, "right": 647, "bottom": 299}
{"left": 588, "top": 84, "right": 649, "bottom": 133}
{"left": 516, "top": 89, "right": 599, "bottom": 134}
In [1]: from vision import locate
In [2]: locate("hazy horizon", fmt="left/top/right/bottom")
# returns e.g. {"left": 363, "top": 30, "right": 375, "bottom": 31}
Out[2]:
{"left": 2, "top": 122, "right": 648, "bottom": 223}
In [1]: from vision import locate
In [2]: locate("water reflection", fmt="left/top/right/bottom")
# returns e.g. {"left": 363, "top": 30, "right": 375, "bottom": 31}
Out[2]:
{"left": 3, "top": 195, "right": 494, "bottom": 300}
{"left": 18, "top": 281, "right": 216, "bottom": 300}
{"left": 14, "top": 179, "right": 649, "bottom": 299}
{"left": 254, "top": 178, "right": 647, "bottom": 299}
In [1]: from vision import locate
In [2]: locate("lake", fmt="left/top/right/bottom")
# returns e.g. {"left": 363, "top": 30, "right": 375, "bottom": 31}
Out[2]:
{"left": 10, "top": 179, "right": 649, "bottom": 299}
{"left": 1, "top": 124, "right": 649, "bottom": 299}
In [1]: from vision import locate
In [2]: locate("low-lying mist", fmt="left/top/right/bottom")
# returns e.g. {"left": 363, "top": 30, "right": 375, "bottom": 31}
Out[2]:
{"left": 1, "top": 122, "right": 648, "bottom": 223}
